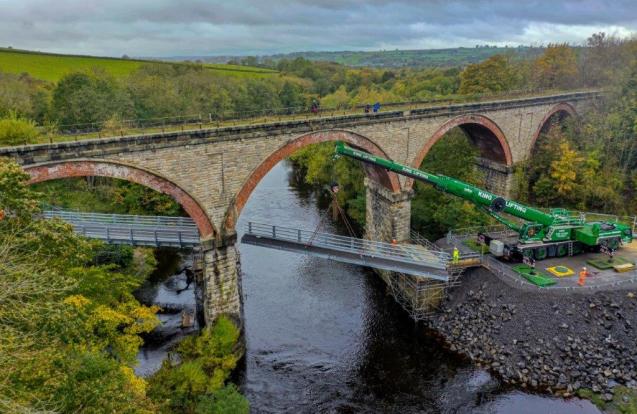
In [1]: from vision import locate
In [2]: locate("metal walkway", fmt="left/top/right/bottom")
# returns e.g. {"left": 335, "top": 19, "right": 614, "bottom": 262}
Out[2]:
{"left": 45, "top": 210, "right": 453, "bottom": 280}
{"left": 43, "top": 210, "right": 200, "bottom": 247}
{"left": 241, "top": 222, "right": 451, "bottom": 281}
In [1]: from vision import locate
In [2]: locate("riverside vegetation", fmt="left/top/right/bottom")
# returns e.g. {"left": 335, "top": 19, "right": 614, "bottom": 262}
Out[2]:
{"left": 1, "top": 32, "right": 636, "bottom": 413}
{"left": 0, "top": 161, "right": 248, "bottom": 413}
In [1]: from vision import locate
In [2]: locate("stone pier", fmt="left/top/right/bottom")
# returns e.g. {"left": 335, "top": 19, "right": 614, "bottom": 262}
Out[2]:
{"left": 364, "top": 177, "right": 452, "bottom": 320}
{"left": 364, "top": 177, "right": 413, "bottom": 243}
{"left": 201, "top": 237, "right": 243, "bottom": 327}
{"left": 476, "top": 157, "right": 514, "bottom": 196}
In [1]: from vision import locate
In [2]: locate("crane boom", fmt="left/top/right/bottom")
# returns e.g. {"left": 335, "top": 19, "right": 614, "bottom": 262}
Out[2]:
{"left": 334, "top": 141, "right": 632, "bottom": 259}
{"left": 335, "top": 141, "right": 554, "bottom": 226}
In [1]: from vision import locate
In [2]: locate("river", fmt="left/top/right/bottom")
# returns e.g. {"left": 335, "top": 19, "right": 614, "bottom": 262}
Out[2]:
{"left": 138, "top": 161, "right": 601, "bottom": 413}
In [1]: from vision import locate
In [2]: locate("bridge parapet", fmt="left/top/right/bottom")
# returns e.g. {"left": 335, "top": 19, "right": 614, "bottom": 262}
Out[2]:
{"left": 0, "top": 90, "right": 601, "bottom": 166}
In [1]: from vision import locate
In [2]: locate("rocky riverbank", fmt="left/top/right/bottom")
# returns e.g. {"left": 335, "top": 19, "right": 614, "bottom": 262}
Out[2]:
{"left": 429, "top": 268, "right": 637, "bottom": 402}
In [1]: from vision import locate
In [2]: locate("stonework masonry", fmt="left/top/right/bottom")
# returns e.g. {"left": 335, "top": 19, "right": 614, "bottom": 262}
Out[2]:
{"left": 202, "top": 243, "right": 243, "bottom": 326}
{"left": 476, "top": 157, "right": 513, "bottom": 195}
{"left": 365, "top": 177, "right": 413, "bottom": 243}
{"left": 0, "top": 91, "right": 600, "bottom": 325}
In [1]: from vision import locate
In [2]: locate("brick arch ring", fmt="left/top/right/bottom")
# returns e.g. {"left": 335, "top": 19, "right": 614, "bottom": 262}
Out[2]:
{"left": 405, "top": 114, "right": 513, "bottom": 191}
{"left": 223, "top": 129, "right": 402, "bottom": 233}
{"left": 529, "top": 102, "right": 578, "bottom": 153}
{"left": 24, "top": 159, "right": 216, "bottom": 239}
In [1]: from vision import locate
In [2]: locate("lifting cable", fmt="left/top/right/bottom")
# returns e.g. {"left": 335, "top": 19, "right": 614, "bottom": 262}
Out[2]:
{"left": 306, "top": 205, "right": 330, "bottom": 247}
{"left": 306, "top": 184, "right": 357, "bottom": 247}
{"left": 330, "top": 190, "right": 357, "bottom": 238}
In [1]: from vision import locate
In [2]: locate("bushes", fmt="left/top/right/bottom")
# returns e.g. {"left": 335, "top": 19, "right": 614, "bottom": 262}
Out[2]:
{"left": 195, "top": 385, "right": 250, "bottom": 414}
{"left": 0, "top": 112, "right": 39, "bottom": 145}
{"left": 148, "top": 316, "right": 248, "bottom": 414}
{"left": 0, "top": 159, "right": 160, "bottom": 412}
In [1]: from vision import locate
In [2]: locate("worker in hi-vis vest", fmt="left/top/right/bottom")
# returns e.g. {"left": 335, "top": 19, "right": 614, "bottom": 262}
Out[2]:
{"left": 578, "top": 267, "right": 588, "bottom": 286}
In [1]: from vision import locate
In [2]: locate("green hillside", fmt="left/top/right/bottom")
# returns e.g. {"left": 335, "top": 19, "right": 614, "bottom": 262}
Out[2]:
{"left": 260, "top": 46, "right": 546, "bottom": 68}
{"left": 0, "top": 48, "right": 278, "bottom": 82}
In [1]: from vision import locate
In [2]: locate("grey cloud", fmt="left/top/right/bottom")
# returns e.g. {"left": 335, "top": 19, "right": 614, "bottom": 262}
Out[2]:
{"left": 0, "top": 0, "right": 635, "bottom": 56}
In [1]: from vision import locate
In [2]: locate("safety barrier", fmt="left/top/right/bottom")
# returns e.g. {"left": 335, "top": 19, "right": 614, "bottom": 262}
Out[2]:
{"left": 43, "top": 210, "right": 200, "bottom": 248}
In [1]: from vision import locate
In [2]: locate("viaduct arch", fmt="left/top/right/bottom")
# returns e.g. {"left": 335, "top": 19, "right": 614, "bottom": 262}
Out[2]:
{"left": 406, "top": 114, "right": 513, "bottom": 192}
{"left": 25, "top": 159, "right": 216, "bottom": 239}
{"left": 529, "top": 102, "right": 578, "bottom": 154}
{"left": 223, "top": 130, "right": 401, "bottom": 233}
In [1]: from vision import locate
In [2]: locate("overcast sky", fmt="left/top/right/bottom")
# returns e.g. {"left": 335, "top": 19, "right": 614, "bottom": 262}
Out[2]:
{"left": 0, "top": 0, "right": 635, "bottom": 57}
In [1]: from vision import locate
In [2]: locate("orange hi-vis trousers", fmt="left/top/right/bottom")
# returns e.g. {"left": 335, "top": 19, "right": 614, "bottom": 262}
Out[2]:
{"left": 578, "top": 270, "right": 587, "bottom": 286}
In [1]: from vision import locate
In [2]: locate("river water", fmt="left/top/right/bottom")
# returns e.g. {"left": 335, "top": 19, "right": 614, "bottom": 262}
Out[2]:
{"left": 138, "top": 161, "right": 601, "bottom": 413}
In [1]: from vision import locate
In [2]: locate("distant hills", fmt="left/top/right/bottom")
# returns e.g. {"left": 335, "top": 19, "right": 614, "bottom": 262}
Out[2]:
{"left": 0, "top": 46, "right": 551, "bottom": 83}
{"left": 169, "top": 46, "right": 546, "bottom": 68}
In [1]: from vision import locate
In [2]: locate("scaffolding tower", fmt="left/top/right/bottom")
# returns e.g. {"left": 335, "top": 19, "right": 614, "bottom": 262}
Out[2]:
{"left": 381, "top": 230, "right": 477, "bottom": 321}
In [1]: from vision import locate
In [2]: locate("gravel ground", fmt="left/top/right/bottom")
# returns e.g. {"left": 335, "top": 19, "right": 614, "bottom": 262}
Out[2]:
{"left": 429, "top": 267, "right": 637, "bottom": 401}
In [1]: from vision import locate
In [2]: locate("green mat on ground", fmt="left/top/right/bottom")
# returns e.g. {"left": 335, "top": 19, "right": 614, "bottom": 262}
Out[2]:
{"left": 511, "top": 264, "right": 557, "bottom": 287}
{"left": 586, "top": 255, "right": 634, "bottom": 270}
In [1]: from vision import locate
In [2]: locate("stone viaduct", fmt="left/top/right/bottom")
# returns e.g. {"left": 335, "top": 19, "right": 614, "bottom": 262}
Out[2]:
{"left": 0, "top": 91, "right": 599, "bottom": 325}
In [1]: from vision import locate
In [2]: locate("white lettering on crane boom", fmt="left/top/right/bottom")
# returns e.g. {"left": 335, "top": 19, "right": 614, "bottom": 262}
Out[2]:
{"left": 506, "top": 201, "right": 527, "bottom": 214}
{"left": 478, "top": 191, "right": 492, "bottom": 200}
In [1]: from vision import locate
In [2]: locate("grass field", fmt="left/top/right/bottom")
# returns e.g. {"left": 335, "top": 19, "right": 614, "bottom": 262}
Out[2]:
{"left": 0, "top": 48, "right": 278, "bottom": 82}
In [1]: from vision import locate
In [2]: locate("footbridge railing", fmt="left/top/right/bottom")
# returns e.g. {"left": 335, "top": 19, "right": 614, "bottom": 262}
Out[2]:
{"left": 43, "top": 210, "right": 200, "bottom": 248}
{"left": 242, "top": 222, "right": 451, "bottom": 281}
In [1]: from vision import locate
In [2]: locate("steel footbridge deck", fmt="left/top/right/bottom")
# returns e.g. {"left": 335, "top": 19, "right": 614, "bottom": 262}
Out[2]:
{"left": 45, "top": 210, "right": 453, "bottom": 280}
{"left": 241, "top": 222, "right": 450, "bottom": 281}
{"left": 43, "top": 210, "right": 200, "bottom": 247}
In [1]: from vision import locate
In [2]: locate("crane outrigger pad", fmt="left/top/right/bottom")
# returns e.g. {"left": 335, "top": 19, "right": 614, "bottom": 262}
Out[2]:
{"left": 511, "top": 265, "right": 556, "bottom": 287}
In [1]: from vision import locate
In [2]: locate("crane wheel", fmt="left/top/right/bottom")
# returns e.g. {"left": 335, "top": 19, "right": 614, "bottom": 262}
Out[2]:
{"left": 534, "top": 247, "right": 547, "bottom": 260}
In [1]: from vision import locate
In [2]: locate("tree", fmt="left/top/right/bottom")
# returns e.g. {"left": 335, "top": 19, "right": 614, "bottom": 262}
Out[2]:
{"left": 580, "top": 32, "right": 628, "bottom": 87}
{"left": 549, "top": 141, "right": 581, "bottom": 196}
{"left": 239, "top": 56, "right": 258, "bottom": 67}
{"left": 288, "top": 142, "right": 366, "bottom": 224}
{"left": 278, "top": 81, "right": 306, "bottom": 112}
{"left": 411, "top": 129, "right": 490, "bottom": 239}
{"left": 458, "top": 54, "right": 517, "bottom": 94}
{"left": 240, "top": 79, "right": 281, "bottom": 113}
{"left": 51, "top": 70, "right": 130, "bottom": 127}
{"left": 0, "top": 72, "right": 34, "bottom": 117}
{"left": 0, "top": 112, "right": 39, "bottom": 145}
{"left": 0, "top": 160, "right": 159, "bottom": 413}
{"left": 148, "top": 316, "right": 248, "bottom": 413}
{"left": 533, "top": 44, "right": 579, "bottom": 89}
{"left": 127, "top": 65, "right": 183, "bottom": 119}
{"left": 321, "top": 85, "right": 350, "bottom": 109}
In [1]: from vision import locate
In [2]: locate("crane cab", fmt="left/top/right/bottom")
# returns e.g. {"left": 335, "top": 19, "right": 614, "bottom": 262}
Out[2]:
{"left": 519, "top": 223, "right": 544, "bottom": 242}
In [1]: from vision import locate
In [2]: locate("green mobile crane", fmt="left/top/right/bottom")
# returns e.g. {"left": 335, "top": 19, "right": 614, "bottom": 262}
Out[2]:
{"left": 335, "top": 141, "right": 633, "bottom": 261}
